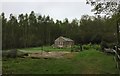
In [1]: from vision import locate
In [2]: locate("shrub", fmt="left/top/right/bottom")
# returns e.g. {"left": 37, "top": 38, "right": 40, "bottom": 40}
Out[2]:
{"left": 92, "top": 44, "right": 101, "bottom": 50}
{"left": 83, "top": 43, "right": 92, "bottom": 50}
{"left": 71, "top": 45, "right": 82, "bottom": 52}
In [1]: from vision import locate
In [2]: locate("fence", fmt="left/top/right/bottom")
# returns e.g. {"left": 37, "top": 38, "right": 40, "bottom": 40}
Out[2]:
{"left": 112, "top": 49, "right": 120, "bottom": 74}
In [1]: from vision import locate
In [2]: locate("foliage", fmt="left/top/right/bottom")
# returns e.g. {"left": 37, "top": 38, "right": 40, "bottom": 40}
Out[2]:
{"left": 82, "top": 43, "right": 92, "bottom": 50}
{"left": 71, "top": 45, "right": 82, "bottom": 52}
{"left": 1, "top": 11, "right": 120, "bottom": 49}
{"left": 91, "top": 44, "right": 101, "bottom": 50}
{"left": 86, "top": 0, "right": 120, "bottom": 55}
{"left": 86, "top": 0, "right": 120, "bottom": 15}
{"left": 82, "top": 44, "right": 100, "bottom": 51}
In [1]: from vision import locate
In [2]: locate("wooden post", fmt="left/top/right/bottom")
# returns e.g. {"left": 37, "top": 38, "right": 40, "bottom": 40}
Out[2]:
{"left": 116, "top": 15, "right": 120, "bottom": 55}
{"left": 116, "top": 14, "right": 120, "bottom": 73}
{"left": 117, "top": 20, "right": 119, "bottom": 53}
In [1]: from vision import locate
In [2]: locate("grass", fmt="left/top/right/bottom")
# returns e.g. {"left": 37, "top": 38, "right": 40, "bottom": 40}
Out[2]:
{"left": 18, "top": 46, "right": 72, "bottom": 53}
{"left": 74, "top": 49, "right": 118, "bottom": 74}
{"left": 2, "top": 48, "right": 119, "bottom": 74}
{"left": 18, "top": 44, "right": 101, "bottom": 53}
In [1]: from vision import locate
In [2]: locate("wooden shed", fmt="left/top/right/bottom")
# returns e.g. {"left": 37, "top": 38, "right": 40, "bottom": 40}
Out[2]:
{"left": 54, "top": 36, "right": 74, "bottom": 48}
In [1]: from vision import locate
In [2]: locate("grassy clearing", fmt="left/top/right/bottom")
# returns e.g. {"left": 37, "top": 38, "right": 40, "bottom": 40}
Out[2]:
{"left": 18, "top": 44, "right": 100, "bottom": 53}
{"left": 18, "top": 46, "right": 72, "bottom": 53}
{"left": 74, "top": 49, "right": 118, "bottom": 74}
{"left": 2, "top": 49, "right": 118, "bottom": 74}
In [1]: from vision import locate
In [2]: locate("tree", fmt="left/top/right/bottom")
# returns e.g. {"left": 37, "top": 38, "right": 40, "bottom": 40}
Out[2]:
{"left": 2, "top": 10, "right": 119, "bottom": 50}
{"left": 86, "top": 0, "right": 120, "bottom": 41}
{"left": 28, "top": 11, "right": 37, "bottom": 47}
{"left": 86, "top": 0, "right": 120, "bottom": 58}
{"left": 2, "top": 12, "right": 7, "bottom": 49}
{"left": 86, "top": 0, "right": 120, "bottom": 15}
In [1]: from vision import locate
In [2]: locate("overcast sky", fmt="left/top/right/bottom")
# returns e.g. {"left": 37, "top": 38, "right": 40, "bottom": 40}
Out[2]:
{"left": 1, "top": 0, "right": 95, "bottom": 21}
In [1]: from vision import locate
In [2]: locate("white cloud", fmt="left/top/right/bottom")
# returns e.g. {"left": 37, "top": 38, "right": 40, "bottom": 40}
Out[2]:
{"left": 2, "top": 2, "right": 94, "bottom": 21}
{"left": 1, "top": 0, "right": 86, "bottom": 2}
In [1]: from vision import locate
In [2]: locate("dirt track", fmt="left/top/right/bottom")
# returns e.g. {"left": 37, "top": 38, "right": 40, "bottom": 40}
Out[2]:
{"left": 28, "top": 51, "right": 77, "bottom": 59}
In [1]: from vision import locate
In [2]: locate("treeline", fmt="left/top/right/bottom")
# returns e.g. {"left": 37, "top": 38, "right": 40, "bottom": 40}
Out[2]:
{"left": 1, "top": 11, "right": 120, "bottom": 49}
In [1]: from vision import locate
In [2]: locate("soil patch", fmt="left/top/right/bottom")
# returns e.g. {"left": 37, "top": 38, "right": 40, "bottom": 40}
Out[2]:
{"left": 28, "top": 51, "right": 77, "bottom": 59}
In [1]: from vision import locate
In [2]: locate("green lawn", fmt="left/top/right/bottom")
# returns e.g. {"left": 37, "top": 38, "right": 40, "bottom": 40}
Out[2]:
{"left": 2, "top": 49, "right": 119, "bottom": 74}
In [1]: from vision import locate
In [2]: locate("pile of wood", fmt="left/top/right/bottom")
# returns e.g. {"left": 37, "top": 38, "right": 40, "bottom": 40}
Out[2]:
{"left": 2, "top": 49, "right": 28, "bottom": 58}
{"left": 104, "top": 48, "right": 115, "bottom": 54}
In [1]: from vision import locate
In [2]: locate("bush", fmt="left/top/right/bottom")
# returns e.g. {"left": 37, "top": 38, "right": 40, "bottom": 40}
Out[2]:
{"left": 71, "top": 45, "right": 82, "bottom": 52}
{"left": 92, "top": 44, "right": 101, "bottom": 50}
{"left": 82, "top": 44, "right": 100, "bottom": 51}
{"left": 83, "top": 43, "right": 92, "bottom": 50}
